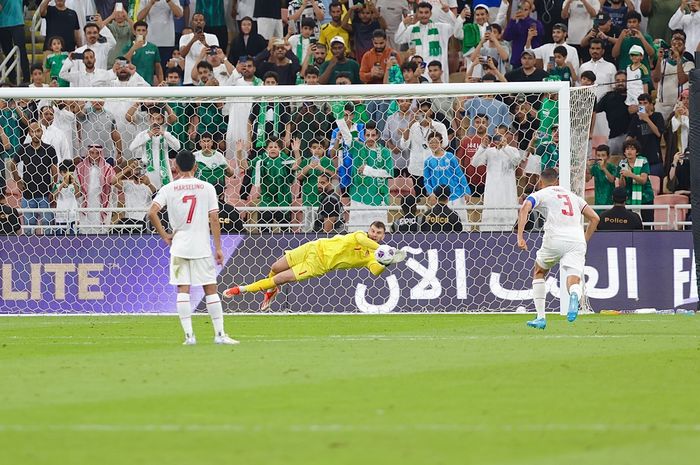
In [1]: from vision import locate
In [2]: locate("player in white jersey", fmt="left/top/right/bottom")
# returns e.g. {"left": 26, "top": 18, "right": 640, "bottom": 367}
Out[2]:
{"left": 517, "top": 168, "right": 600, "bottom": 330}
{"left": 148, "top": 151, "right": 239, "bottom": 345}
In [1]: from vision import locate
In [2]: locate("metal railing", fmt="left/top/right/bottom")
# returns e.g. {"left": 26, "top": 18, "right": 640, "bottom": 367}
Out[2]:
{"left": 30, "top": 8, "right": 42, "bottom": 66}
{"left": 12, "top": 204, "right": 692, "bottom": 234}
{"left": 0, "top": 45, "right": 20, "bottom": 86}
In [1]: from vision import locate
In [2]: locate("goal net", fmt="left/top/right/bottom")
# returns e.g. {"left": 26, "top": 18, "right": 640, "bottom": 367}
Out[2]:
{"left": 0, "top": 82, "right": 596, "bottom": 314}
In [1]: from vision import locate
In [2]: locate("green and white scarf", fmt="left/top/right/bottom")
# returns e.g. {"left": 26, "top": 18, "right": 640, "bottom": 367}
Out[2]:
{"left": 295, "top": 38, "right": 311, "bottom": 84}
{"left": 411, "top": 22, "right": 442, "bottom": 58}
{"left": 630, "top": 157, "right": 645, "bottom": 205}
{"left": 255, "top": 102, "right": 280, "bottom": 148}
{"left": 144, "top": 137, "right": 171, "bottom": 187}
{"left": 251, "top": 76, "right": 263, "bottom": 86}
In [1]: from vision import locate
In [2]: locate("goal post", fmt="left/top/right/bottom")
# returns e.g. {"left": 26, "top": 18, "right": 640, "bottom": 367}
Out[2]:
{"left": 0, "top": 81, "right": 590, "bottom": 191}
{"left": 0, "top": 81, "right": 596, "bottom": 314}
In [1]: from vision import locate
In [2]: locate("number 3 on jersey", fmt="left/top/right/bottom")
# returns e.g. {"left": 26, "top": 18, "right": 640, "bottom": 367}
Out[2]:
{"left": 557, "top": 194, "right": 574, "bottom": 217}
{"left": 183, "top": 195, "right": 197, "bottom": 223}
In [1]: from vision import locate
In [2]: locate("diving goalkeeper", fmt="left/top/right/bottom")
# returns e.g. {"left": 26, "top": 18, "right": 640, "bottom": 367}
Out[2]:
{"left": 224, "top": 221, "right": 406, "bottom": 310}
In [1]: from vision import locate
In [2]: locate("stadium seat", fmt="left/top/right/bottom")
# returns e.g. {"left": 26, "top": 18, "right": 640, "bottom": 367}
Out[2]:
{"left": 653, "top": 194, "right": 690, "bottom": 230}
{"left": 650, "top": 175, "right": 661, "bottom": 195}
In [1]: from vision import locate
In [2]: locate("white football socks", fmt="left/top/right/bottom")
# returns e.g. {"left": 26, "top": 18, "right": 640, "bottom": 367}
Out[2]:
{"left": 206, "top": 294, "right": 225, "bottom": 336}
{"left": 569, "top": 283, "right": 582, "bottom": 300}
{"left": 176, "top": 293, "right": 193, "bottom": 337}
{"left": 533, "top": 279, "right": 546, "bottom": 320}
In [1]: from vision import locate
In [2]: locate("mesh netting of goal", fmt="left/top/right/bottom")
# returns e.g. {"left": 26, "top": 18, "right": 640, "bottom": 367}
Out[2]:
{"left": 0, "top": 82, "right": 596, "bottom": 314}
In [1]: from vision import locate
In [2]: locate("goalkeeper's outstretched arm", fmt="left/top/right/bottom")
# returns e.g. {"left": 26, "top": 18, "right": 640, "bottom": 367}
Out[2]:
{"left": 369, "top": 249, "right": 407, "bottom": 276}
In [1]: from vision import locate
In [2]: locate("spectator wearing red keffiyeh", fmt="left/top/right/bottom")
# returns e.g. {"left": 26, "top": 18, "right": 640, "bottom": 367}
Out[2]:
{"left": 76, "top": 144, "right": 116, "bottom": 233}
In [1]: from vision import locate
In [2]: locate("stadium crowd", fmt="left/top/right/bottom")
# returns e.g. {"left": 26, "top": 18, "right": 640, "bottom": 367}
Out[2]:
{"left": 0, "top": 0, "right": 693, "bottom": 235}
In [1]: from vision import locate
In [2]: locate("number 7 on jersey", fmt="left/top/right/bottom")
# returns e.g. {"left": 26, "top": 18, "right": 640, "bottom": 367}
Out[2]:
{"left": 183, "top": 195, "right": 197, "bottom": 224}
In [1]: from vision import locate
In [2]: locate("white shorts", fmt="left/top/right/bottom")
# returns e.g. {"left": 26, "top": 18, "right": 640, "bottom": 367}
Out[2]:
{"left": 535, "top": 239, "right": 586, "bottom": 275}
{"left": 169, "top": 256, "right": 217, "bottom": 286}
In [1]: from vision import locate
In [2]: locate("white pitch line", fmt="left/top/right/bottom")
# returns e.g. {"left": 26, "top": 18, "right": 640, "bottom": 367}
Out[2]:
{"left": 0, "top": 423, "right": 698, "bottom": 433}
{"left": 2, "top": 334, "right": 699, "bottom": 345}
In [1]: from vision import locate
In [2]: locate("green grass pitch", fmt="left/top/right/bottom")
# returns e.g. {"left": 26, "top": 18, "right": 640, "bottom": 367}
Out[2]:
{"left": 1, "top": 314, "right": 699, "bottom": 465}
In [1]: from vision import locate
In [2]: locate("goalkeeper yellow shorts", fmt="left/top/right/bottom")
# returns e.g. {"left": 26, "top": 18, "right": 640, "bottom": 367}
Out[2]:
{"left": 285, "top": 243, "right": 327, "bottom": 282}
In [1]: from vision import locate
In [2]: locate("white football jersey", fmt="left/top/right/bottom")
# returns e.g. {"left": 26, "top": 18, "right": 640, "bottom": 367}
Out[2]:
{"left": 152, "top": 178, "right": 218, "bottom": 259}
{"left": 527, "top": 186, "right": 588, "bottom": 243}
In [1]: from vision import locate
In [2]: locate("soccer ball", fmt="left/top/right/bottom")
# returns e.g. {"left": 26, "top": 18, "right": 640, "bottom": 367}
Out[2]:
{"left": 375, "top": 245, "right": 396, "bottom": 265}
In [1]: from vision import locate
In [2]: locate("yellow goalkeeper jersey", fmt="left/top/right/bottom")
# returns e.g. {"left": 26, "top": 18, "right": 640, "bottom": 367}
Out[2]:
{"left": 316, "top": 231, "right": 385, "bottom": 276}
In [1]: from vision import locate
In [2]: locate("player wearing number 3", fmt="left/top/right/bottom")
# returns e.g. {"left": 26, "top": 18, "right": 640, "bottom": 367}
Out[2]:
{"left": 224, "top": 221, "right": 406, "bottom": 311}
{"left": 517, "top": 168, "right": 600, "bottom": 329}
{"left": 149, "top": 151, "right": 239, "bottom": 345}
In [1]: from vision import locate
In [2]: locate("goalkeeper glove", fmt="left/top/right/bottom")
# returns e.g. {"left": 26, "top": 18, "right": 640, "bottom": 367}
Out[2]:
{"left": 387, "top": 249, "right": 407, "bottom": 265}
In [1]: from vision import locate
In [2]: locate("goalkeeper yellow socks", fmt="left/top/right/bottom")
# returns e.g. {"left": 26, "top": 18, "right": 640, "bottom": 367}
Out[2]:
{"left": 268, "top": 270, "right": 276, "bottom": 278}
{"left": 176, "top": 293, "right": 193, "bottom": 337}
{"left": 242, "top": 277, "right": 276, "bottom": 293}
{"left": 533, "top": 279, "right": 546, "bottom": 320}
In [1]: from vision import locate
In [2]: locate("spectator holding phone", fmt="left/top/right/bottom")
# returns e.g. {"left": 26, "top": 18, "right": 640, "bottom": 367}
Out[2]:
{"left": 59, "top": 48, "right": 114, "bottom": 86}
{"left": 468, "top": 23, "right": 510, "bottom": 79}
{"left": 123, "top": 21, "right": 163, "bottom": 85}
{"left": 454, "top": 4, "right": 490, "bottom": 60}
{"left": 627, "top": 93, "right": 664, "bottom": 177}
{"left": 360, "top": 29, "right": 402, "bottom": 84}
{"left": 103, "top": 2, "right": 134, "bottom": 68}
{"left": 130, "top": 111, "right": 181, "bottom": 189}
{"left": 652, "top": 30, "right": 694, "bottom": 121}
{"left": 191, "top": 45, "right": 234, "bottom": 84}
{"left": 471, "top": 131, "right": 522, "bottom": 232}
{"left": 585, "top": 144, "right": 617, "bottom": 211}
{"left": 112, "top": 159, "right": 156, "bottom": 234}
{"left": 612, "top": 11, "right": 655, "bottom": 72}
{"left": 580, "top": 13, "right": 618, "bottom": 63}
{"left": 179, "top": 13, "right": 219, "bottom": 85}
{"left": 668, "top": 149, "right": 691, "bottom": 196}
{"left": 73, "top": 20, "right": 117, "bottom": 70}
{"left": 52, "top": 160, "right": 81, "bottom": 235}
{"left": 502, "top": 0, "right": 544, "bottom": 69}
{"left": 138, "top": 0, "right": 183, "bottom": 70}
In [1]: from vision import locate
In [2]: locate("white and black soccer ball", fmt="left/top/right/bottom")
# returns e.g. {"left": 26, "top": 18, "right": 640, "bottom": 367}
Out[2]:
{"left": 375, "top": 245, "right": 396, "bottom": 265}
